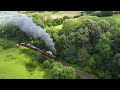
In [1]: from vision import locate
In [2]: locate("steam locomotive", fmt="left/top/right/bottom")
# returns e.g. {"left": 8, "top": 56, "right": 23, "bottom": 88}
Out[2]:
{"left": 17, "top": 43, "right": 58, "bottom": 60}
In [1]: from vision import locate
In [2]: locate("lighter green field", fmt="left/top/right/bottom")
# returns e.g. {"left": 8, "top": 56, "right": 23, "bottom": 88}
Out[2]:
{"left": 0, "top": 38, "right": 49, "bottom": 79}
{"left": 109, "top": 14, "right": 120, "bottom": 23}
{"left": 51, "top": 11, "right": 81, "bottom": 19}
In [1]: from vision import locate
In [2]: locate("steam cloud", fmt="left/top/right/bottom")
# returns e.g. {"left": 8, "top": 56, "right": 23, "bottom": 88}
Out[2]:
{"left": 0, "top": 11, "right": 56, "bottom": 53}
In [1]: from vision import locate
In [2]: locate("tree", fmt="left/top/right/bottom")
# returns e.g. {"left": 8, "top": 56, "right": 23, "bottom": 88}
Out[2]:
{"left": 60, "top": 67, "right": 76, "bottom": 79}
{"left": 49, "top": 64, "right": 77, "bottom": 79}
{"left": 110, "top": 29, "right": 120, "bottom": 55}
{"left": 63, "top": 46, "right": 77, "bottom": 63}
{"left": 96, "top": 32, "right": 112, "bottom": 61}
{"left": 111, "top": 53, "right": 120, "bottom": 78}
{"left": 86, "top": 56, "right": 96, "bottom": 69}
{"left": 49, "top": 65, "right": 63, "bottom": 79}
{"left": 77, "top": 48, "right": 90, "bottom": 66}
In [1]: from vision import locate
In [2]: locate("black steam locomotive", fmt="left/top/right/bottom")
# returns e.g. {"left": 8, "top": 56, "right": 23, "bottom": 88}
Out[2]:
{"left": 17, "top": 43, "right": 58, "bottom": 60}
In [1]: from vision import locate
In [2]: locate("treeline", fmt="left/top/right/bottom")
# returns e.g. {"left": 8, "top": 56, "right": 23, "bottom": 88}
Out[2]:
{"left": 27, "top": 12, "right": 70, "bottom": 28}
{"left": 84, "top": 11, "right": 120, "bottom": 17}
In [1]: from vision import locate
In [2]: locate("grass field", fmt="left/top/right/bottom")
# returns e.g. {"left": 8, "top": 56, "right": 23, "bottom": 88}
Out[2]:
{"left": 109, "top": 14, "right": 120, "bottom": 23}
{"left": 0, "top": 38, "right": 49, "bottom": 79}
{"left": 51, "top": 11, "right": 81, "bottom": 19}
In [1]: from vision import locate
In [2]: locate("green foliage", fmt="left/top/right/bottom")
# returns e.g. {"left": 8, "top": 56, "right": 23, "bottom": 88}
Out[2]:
{"left": 96, "top": 32, "right": 112, "bottom": 59}
{"left": 42, "top": 60, "right": 77, "bottom": 79}
{"left": 58, "top": 16, "right": 112, "bottom": 66}
{"left": 49, "top": 63, "right": 76, "bottom": 79}
{"left": 77, "top": 48, "right": 90, "bottom": 66}
{"left": 51, "top": 18, "right": 64, "bottom": 26}
{"left": 63, "top": 46, "right": 77, "bottom": 63}
{"left": 56, "top": 15, "right": 120, "bottom": 79}
{"left": 63, "top": 16, "right": 70, "bottom": 19}
{"left": 43, "top": 60, "right": 51, "bottom": 69}
{"left": 73, "top": 15, "right": 81, "bottom": 18}
{"left": 62, "top": 67, "right": 76, "bottom": 79}
{"left": 24, "top": 60, "right": 37, "bottom": 74}
{"left": 90, "top": 11, "right": 100, "bottom": 16}
{"left": 110, "top": 29, "right": 120, "bottom": 54}
{"left": 49, "top": 65, "right": 63, "bottom": 79}
{"left": 83, "top": 66, "right": 92, "bottom": 73}
{"left": 86, "top": 11, "right": 113, "bottom": 17}
{"left": 86, "top": 56, "right": 96, "bottom": 69}
{"left": 32, "top": 17, "right": 45, "bottom": 28}
{"left": 99, "top": 11, "right": 113, "bottom": 17}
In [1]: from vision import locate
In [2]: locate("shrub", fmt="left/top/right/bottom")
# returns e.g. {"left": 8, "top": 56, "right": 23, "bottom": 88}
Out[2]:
{"left": 49, "top": 62, "right": 56, "bottom": 70}
{"left": 83, "top": 66, "right": 92, "bottom": 73}
{"left": 60, "top": 67, "right": 76, "bottom": 79}
{"left": 63, "top": 16, "right": 70, "bottom": 20}
{"left": 43, "top": 60, "right": 51, "bottom": 69}
{"left": 48, "top": 59, "right": 54, "bottom": 63}
{"left": 73, "top": 15, "right": 81, "bottom": 18}
{"left": 24, "top": 61, "right": 37, "bottom": 74}
{"left": 48, "top": 62, "right": 77, "bottom": 79}
{"left": 49, "top": 65, "right": 63, "bottom": 79}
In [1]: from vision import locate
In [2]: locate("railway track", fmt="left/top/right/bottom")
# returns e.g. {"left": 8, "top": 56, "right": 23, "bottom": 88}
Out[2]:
{"left": 57, "top": 60, "right": 97, "bottom": 79}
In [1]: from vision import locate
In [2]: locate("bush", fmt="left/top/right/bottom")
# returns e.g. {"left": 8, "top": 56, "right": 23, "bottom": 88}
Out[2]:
{"left": 83, "top": 66, "right": 92, "bottom": 73}
{"left": 52, "top": 18, "right": 64, "bottom": 26}
{"left": 43, "top": 60, "right": 51, "bottom": 69}
{"left": 60, "top": 67, "right": 76, "bottom": 79}
{"left": 49, "top": 65, "right": 63, "bottom": 79}
{"left": 63, "top": 16, "right": 70, "bottom": 20}
{"left": 49, "top": 62, "right": 56, "bottom": 70}
{"left": 48, "top": 62, "right": 77, "bottom": 79}
{"left": 98, "top": 11, "right": 113, "bottom": 17}
{"left": 43, "top": 60, "right": 77, "bottom": 79}
{"left": 48, "top": 59, "right": 54, "bottom": 63}
{"left": 73, "top": 15, "right": 81, "bottom": 18}
{"left": 24, "top": 61, "right": 37, "bottom": 74}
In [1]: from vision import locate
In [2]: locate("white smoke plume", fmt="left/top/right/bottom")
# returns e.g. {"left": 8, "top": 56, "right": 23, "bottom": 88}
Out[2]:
{"left": 0, "top": 11, "right": 56, "bottom": 53}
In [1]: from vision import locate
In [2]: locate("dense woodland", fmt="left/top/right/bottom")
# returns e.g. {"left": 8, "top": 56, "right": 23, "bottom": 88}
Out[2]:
{"left": 0, "top": 11, "right": 120, "bottom": 79}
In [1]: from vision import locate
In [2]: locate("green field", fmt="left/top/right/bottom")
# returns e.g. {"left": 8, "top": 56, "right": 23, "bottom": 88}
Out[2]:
{"left": 109, "top": 14, "right": 120, "bottom": 23}
{"left": 51, "top": 11, "right": 81, "bottom": 19}
{"left": 0, "top": 39, "right": 49, "bottom": 79}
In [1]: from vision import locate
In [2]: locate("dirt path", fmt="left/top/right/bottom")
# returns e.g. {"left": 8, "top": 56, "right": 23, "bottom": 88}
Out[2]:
{"left": 56, "top": 60, "right": 97, "bottom": 79}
